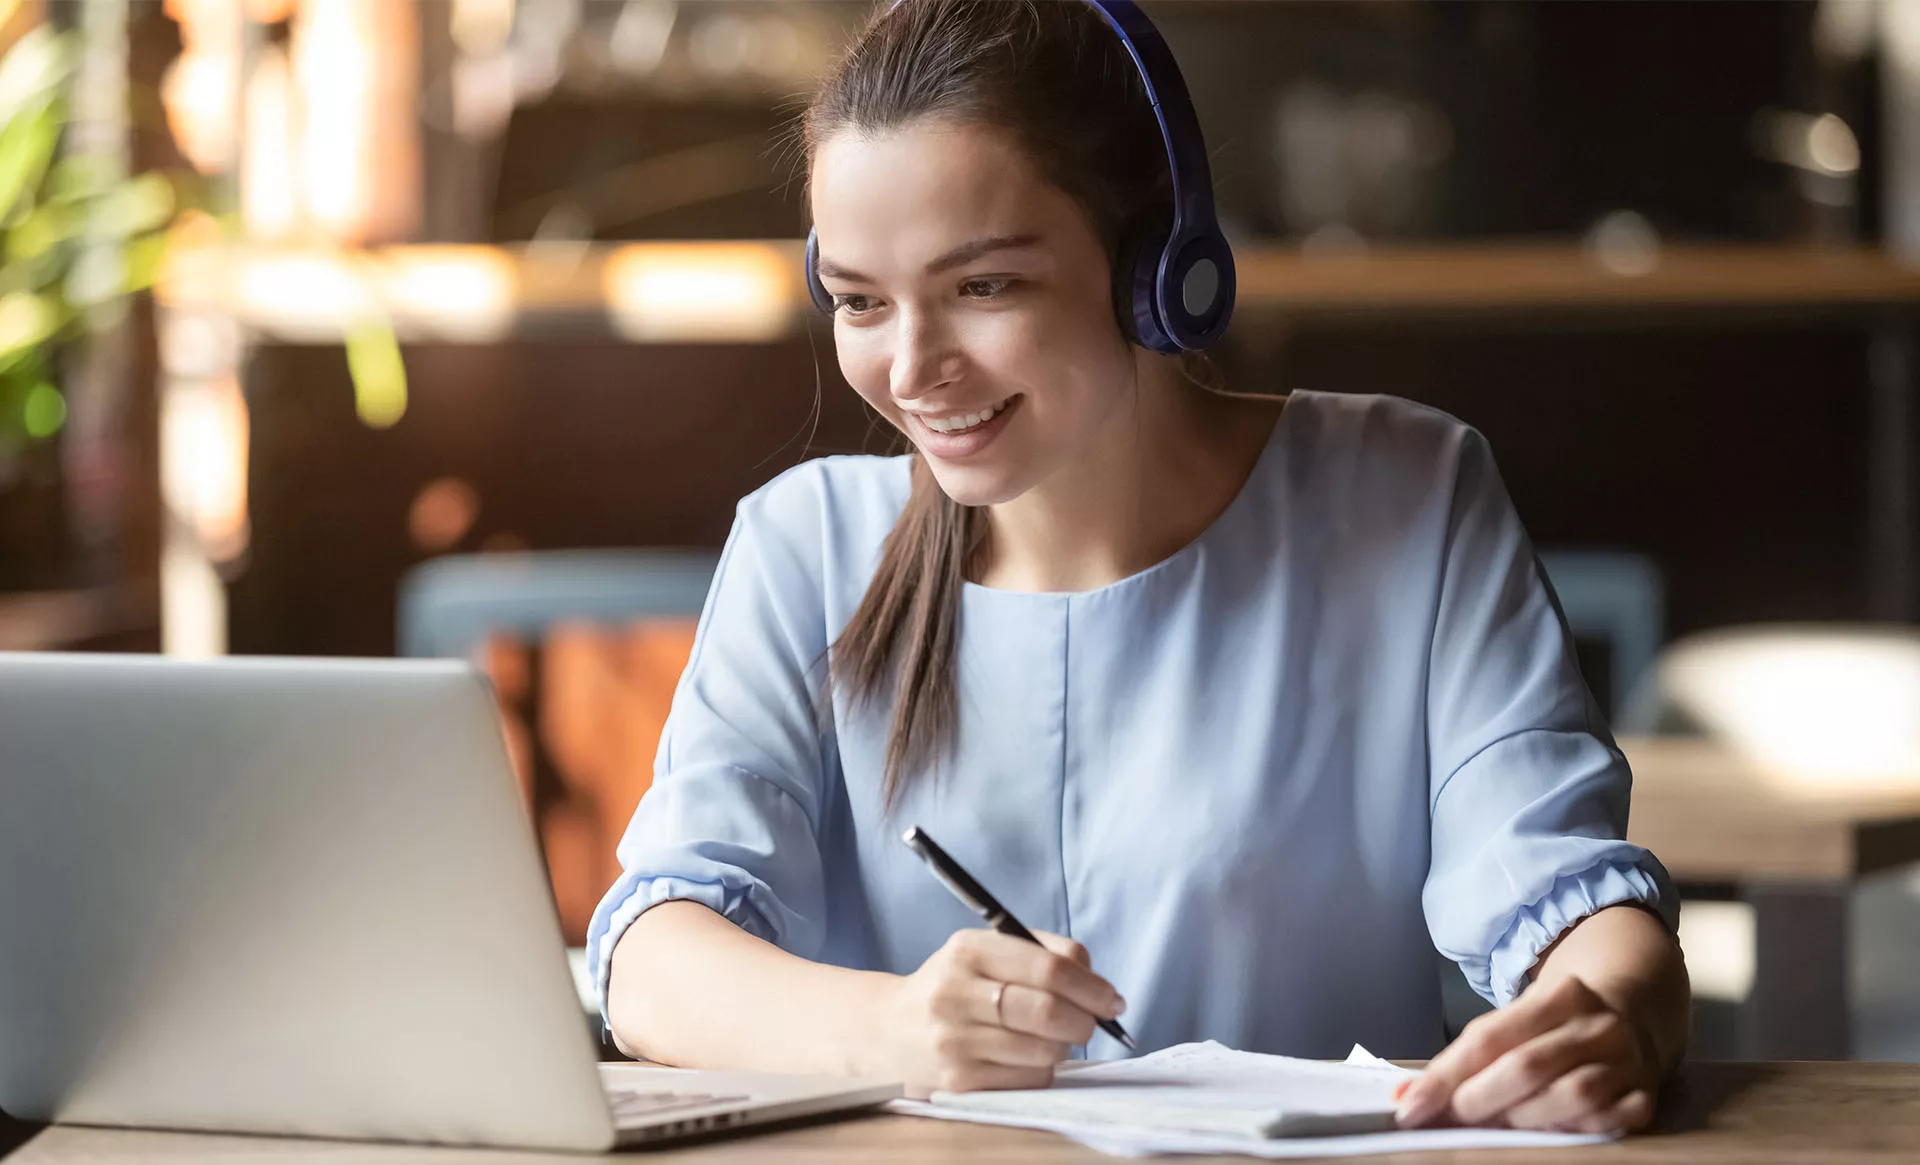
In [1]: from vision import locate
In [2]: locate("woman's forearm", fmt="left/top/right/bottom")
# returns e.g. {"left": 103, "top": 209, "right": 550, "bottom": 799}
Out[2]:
{"left": 606, "top": 900, "right": 899, "bottom": 1076}
{"left": 1531, "top": 902, "right": 1691, "bottom": 1076}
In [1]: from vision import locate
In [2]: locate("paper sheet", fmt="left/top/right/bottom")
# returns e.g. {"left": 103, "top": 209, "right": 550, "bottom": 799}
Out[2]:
{"left": 887, "top": 1041, "right": 1612, "bottom": 1158}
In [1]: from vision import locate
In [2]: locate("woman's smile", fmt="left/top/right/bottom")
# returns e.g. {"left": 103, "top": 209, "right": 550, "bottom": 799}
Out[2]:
{"left": 905, "top": 394, "right": 1022, "bottom": 459}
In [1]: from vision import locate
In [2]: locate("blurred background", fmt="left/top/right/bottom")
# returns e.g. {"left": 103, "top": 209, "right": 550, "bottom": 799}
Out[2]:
{"left": 2, "top": 0, "right": 1919, "bottom": 1064}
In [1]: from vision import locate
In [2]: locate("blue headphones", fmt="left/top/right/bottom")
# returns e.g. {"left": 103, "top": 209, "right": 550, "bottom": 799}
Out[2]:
{"left": 803, "top": 0, "right": 1235, "bottom": 354}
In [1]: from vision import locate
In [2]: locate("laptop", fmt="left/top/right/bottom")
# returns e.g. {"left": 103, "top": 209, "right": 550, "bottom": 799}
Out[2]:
{"left": 0, "top": 652, "right": 901, "bottom": 1151}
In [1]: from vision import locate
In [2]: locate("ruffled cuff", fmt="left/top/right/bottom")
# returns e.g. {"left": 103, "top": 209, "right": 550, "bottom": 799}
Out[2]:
{"left": 1486, "top": 858, "right": 1679, "bottom": 1007}
{"left": 585, "top": 874, "right": 779, "bottom": 1032}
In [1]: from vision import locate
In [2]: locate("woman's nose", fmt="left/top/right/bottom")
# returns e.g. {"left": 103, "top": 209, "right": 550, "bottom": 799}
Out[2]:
{"left": 888, "top": 310, "right": 961, "bottom": 401}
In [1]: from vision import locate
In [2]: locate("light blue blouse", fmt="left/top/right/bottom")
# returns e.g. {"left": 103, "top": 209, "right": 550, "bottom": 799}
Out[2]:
{"left": 586, "top": 389, "right": 1677, "bottom": 1059}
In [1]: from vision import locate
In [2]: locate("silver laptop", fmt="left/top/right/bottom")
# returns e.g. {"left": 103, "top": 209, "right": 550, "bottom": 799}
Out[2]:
{"left": 0, "top": 652, "right": 900, "bottom": 1152}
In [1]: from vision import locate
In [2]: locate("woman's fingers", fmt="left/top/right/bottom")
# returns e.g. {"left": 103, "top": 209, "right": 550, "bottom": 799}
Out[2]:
{"left": 906, "top": 929, "right": 1118, "bottom": 1097}
{"left": 1582, "top": 1089, "right": 1655, "bottom": 1136}
{"left": 960, "top": 1022, "right": 1072, "bottom": 1070}
{"left": 1447, "top": 1012, "right": 1637, "bottom": 1126}
{"left": 1033, "top": 930, "right": 1093, "bottom": 967}
{"left": 1398, "top": 976, "right": 1606, "bottom": 1128}
{"left": 924, "top": 1057, "right": 1056, "bottom": 1095}
{"left": 993, "top": 982, "right": 1100, "bottom": 1043}
{"left": 959, "top": 930, "right": 1124, "bottom": 1021}
{"left": 1501, "top": 1062, "right": 1638, "bottom": 1133}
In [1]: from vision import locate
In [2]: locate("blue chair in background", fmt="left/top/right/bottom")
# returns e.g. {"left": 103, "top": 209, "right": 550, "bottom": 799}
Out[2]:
{"left": 1535, "top": 547, "right": 1666, "bottom": 724}
{"left": 396, "top": 548, "right": 721, "bottom": 1020}
{"left": 397, "top": 549, "right": 720, "bottom": 663}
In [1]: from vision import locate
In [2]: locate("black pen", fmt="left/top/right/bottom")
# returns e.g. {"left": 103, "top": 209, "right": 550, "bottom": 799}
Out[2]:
{"left": 902, "top": 825, "right": 1136, "bottom": 1051}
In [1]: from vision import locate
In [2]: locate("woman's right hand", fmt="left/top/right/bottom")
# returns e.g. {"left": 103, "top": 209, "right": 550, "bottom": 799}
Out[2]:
{"left": 876, "top": 928, "right": 1127, "bottom": 1097}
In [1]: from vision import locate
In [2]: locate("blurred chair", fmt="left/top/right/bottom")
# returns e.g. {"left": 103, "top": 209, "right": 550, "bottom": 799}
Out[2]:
{"left": 398, "top": 549, "right": 718, "bottom": 661}
{"left": 398, "top": 549, "right": 719, "bottom": 952}
{"left": 1536, "top": 548, "right": 1666, "bottom": 722}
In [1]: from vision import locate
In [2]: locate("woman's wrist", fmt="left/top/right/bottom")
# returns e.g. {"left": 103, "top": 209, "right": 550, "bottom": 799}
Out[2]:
{"left": 1534, "top": 904, "right": 1689, "bottom": 1081}
{"left": 837, "top": 971, "right": 906, "bottom": 1079}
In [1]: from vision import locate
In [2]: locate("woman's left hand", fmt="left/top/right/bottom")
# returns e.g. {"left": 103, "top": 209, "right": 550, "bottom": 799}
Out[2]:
{"left": 1393, "top": 974, "right": 1661, "bottom": 1135}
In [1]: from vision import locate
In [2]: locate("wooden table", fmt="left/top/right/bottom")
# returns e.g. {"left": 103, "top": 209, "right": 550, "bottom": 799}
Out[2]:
{"left": 1621, "top": 734, "right": 1920, "bottom": 1060}
{"left": 4, "top": 1062, "right": 1918, "bottom": 1163}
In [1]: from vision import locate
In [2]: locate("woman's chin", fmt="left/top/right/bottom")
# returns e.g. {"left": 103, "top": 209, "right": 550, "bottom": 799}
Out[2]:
{"left": 923, "top": 460, "right": 1028, "bottom": 509}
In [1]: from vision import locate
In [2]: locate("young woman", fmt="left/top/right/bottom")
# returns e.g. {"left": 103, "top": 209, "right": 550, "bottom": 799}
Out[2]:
{"left": 590, "top": 0, "right": 1689, "bottom": 1135}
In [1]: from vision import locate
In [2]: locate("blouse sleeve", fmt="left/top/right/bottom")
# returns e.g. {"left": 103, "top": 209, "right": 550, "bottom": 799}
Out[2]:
{"left": 1421, "top": 427, "right": 1678, "bottom": 1007}
{"left": 583, "top": 466, "right": 835, "bottom": 1026}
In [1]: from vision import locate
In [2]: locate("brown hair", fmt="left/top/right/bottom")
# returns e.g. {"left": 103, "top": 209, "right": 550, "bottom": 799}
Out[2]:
{"left": 804, "top": 0, "right": 1174, "bottom": 805}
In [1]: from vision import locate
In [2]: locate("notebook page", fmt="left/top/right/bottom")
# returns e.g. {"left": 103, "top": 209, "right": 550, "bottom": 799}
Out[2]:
{"left": 927, "top": 1041, "right": 1404, "bottom": 1139}
{"left": 895, "top": 1044, "right": 1613, "bottom": 1157}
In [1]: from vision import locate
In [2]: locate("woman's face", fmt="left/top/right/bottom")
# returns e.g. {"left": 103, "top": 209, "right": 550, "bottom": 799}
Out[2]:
{"left": 810, "top": 118, "right": 1137, "bottom": 507}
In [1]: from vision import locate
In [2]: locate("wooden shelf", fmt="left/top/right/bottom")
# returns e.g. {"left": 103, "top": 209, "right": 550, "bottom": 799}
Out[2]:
{"left": 1236, "top": 243, "right": 1920, "bottom": 315}
{"left": 154, "top": 241, "right": 1920, "bottom": 343}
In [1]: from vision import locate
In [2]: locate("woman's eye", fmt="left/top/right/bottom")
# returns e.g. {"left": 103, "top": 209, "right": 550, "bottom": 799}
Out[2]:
{"left": 960, "top": 277, "right": 1014, "bottom": 299}
{"left": 832, "top": 294, "right": 878, "bottom": 315}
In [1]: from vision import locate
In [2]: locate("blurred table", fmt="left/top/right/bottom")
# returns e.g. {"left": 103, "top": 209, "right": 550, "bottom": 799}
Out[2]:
{"left": 1621, "top": 734, "right": 1920, "bottom": 1060}
{"left": 5, "top": 1061, "right": 1919, "bottom": 1163}
{"left": 1622, "top": 735, "right": 1920, "bottom": 883}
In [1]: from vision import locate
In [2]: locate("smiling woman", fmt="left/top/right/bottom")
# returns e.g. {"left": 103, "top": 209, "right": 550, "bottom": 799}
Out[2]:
{"left": 800, "top": 3, "right": 1259, "bottom": 799}
{"left": 591, "top": 0, "right": 1689, "bottom": 1136}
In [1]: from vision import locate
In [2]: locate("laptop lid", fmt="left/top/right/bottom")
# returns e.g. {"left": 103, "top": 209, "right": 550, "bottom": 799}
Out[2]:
{"left": 0, "top": 653, "right": 618, "bottom": 1152}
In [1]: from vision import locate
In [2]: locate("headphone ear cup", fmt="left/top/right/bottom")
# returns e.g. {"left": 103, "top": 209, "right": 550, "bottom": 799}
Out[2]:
{"left": 1111, "top": 210, "right": 1178, "bottom": 354}
{"left": 804, "top": 228, "right": 834, "bottom": 315}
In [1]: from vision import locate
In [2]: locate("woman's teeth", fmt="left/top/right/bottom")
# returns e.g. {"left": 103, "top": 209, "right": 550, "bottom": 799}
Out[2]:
{"left": 923, "top": 400, "right": 1003, "bottom": 434}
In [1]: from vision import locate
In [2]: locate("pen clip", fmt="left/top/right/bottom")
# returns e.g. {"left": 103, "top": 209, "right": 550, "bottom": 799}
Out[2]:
{"left": 929, "top": 865, "right": 994, "bottom": 921}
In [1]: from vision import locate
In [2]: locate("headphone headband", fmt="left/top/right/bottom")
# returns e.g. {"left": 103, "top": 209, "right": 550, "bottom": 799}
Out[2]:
{"left": 806, "top": 0, "right": 1235, "bottom": 353}
{"left": 1080, "top": 1, "right": 1213, "bottom": 263}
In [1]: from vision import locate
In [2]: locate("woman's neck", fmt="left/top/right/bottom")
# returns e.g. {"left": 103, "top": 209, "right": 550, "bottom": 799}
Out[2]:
{"left": 971, "top": 363, "right": 1285, "bottom": 594}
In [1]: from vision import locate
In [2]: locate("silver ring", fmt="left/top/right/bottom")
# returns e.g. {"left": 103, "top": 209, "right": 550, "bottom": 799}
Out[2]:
{"left": 990, "top": 980, "right": 1007, "bottom": 1026}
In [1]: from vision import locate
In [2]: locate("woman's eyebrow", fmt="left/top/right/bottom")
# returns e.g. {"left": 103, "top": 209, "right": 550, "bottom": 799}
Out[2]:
{"left": 814, "top": 233, "right": 1044, "bottom": 285}
{"left": 925, "top": 233, "right": 1043, "bottom": 274}
{"left": 813, "top": 255, "right": 872, "bottom": 284}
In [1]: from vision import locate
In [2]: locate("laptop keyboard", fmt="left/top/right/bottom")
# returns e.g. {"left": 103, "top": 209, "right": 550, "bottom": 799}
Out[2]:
{"left": 606, "top": 1089, "right": 751, "bottom": 1122}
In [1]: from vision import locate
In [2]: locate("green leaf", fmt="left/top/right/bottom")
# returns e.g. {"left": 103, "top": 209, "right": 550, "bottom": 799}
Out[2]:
{"left": 45, "top": 154, "right": 110, "bottom": 204}
{"left": 345, "top": 319, "right": 408, "bottom": 429}
{"left": 64, "top": 242, "right": 123, "bottom": 307}
{"left": 0, "top": 289, "right": 55, "bottom": 357}
{"left": 8, "top": 200, "right": 72, "bottom": 261}
{"left": 0, "top": 26, "right": 71, "bottom": 127}
{"left": 93, "top": 171, "right": 176, "bottom": 239}
{"left": 119, "top": 231, "right": 169, "bottom": 294}
{"left": 0, "top": 94, "right": 62, "bottom": 226}
{"left": 21, "top": 380, "right": 62, "bottom": 439}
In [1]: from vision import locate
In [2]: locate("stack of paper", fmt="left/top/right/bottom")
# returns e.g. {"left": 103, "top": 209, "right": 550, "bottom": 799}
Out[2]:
{"left": 889, "top": 1041, "right": 1613, "bottom": 1158}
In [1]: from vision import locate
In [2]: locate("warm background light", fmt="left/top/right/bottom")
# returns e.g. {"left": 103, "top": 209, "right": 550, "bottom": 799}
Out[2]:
{"left": 167, "top": 0, "right": 421, "bottom": 244}
{"left": 294, "top": 0, "right": 419, "bottom": 245}
{"left": 240, "top": 46, "right": 297, "bottom": 240}
{"left": 1656, "top": 626, "right": 1920, "bottom": 787}
{"left": 233, "top": 250, "right": 377, "bottom": 338}
{"left": 160, "top": 375, "right": 250, "bottom": 564}
{"left": 160, "top": 0, "right": 241, "bottom": 175}
{"left": 603, "top": 242, "right": 799, "bottom": 343}
{"left": 377, "top": 247, "right": 517, "bottom": 341}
